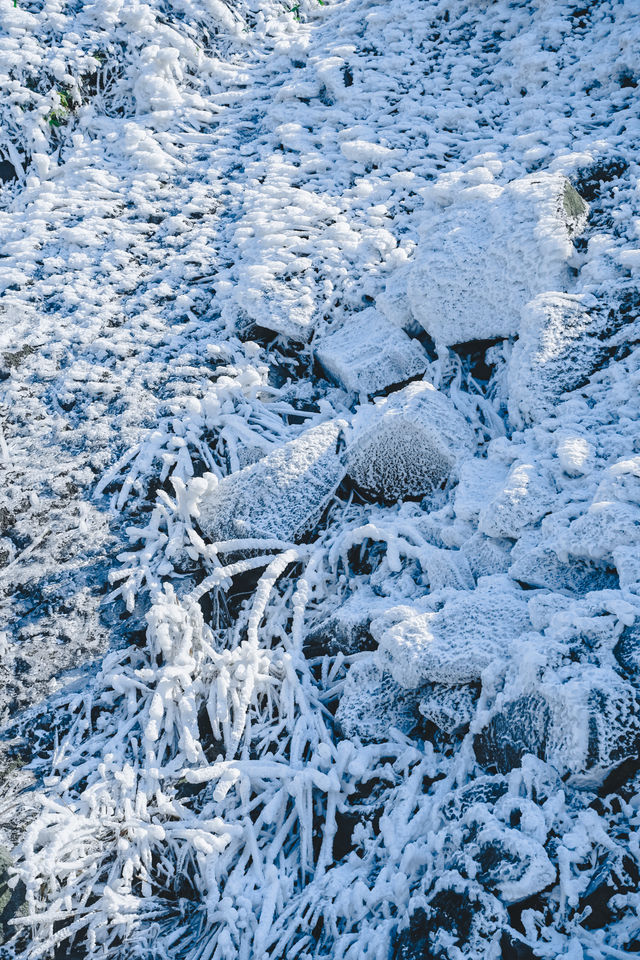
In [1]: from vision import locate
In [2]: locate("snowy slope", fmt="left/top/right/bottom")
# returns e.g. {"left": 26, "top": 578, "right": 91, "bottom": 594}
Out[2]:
{"left": 1, "top": 0, "right": 640, "bottom": 958}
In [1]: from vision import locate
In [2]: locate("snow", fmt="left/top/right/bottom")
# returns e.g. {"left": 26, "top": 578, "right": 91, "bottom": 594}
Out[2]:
{"left": 1, "top": 0, "right": 640, "bottom": 959}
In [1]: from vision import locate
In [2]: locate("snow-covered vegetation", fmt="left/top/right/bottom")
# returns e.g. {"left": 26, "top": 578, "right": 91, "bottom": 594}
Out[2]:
{"left": 1, "top": 1, "right": 640, "bottom": 958}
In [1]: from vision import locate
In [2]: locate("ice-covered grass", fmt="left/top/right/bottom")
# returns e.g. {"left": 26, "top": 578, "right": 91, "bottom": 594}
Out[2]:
{"left": 2, "top": 0, "right": 640, "bottom": 958}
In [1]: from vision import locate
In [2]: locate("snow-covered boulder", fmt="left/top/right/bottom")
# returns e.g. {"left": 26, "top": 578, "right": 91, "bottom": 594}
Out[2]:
{"left": 613, "top": 545, "right": 640, "bottom": 591}
{"left": 454, "top": 458, "right": 509, "bottom": 525}
{"left": 559, "top": 500, "right": 640, "bottom": 562}
{"left": 346, "top": 381, "right": 475, "bottom": 502}
{"left": 407, "top": 172, "right": 588, "bottom": 346}
{"left": 479, "top": 462, "right": 556, "bottom": 541}
{"left": 197, "top": 419, "right": 347, "bottom": 544}
{"left": 419, "top": 684, "right": 477, "bottom": 735}
{"left": 303, "top": 587, "right": 389, "bottom": 658}
{"left": 509, "top": 545, "right": 617, "bottom": 594}
{"left": 507, "top": 292, "right": 636, "bottom": 426}
{"left": 314, "top": 309, "right": 427, "bottom": 396}
{"left": 335, "top": 657, "right": 422, "bottom": 743}
{"left": 474, "top": 668, "right": 640, "bottom": 786}
{"left": 460, "top": 533, "right": 513, "bottom": 580}
{"left": 372, "top": 586, "right": 531, "bottom": 688}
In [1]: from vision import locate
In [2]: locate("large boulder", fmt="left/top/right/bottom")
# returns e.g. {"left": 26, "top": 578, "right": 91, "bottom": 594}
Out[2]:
{"left": 314, "top": 309, "right": 427, "bottom": 396}
{"left": 474, "top": 667, "right": 640, "bottom": 786}
{"left": 197, "top": 419, "right": 347, "bottom": 544}
{"left": 335, "top": 657, "right": 423, "bottom": 743}
{"left": 507, "top": 290, "right": 640, "bottom": 426}
{"left": 346, "top": 381, "right": 475, "bottom": 502}
{"left": 407, "top": 171, "right": 588, "bottom": 346}
{"left": 372, "top": 586, "right": 531, "bottom": 688}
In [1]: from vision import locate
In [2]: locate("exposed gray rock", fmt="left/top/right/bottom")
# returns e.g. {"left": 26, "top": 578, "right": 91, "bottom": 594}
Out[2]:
{"left": 315, "top": 309, "right": 427, "bottom": 396}
{"left": 197, "top": 419, "right": 347, "bottom": 544}
{"left": 346, "top": 381, "right": 475, "bottom": 502}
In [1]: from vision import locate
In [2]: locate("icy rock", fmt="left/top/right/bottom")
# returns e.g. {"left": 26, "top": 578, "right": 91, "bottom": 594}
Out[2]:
{"left": 556, "top": 433, "right": 595, "bottom": 477}
{"left": 573, "top": 152, "right": 629, "bottom": 202}
{"left": 508, "top": 292, "right": 637, "bottom": 426}
{"left": 442, "top": 775, "right": 509, "bottom": 822}
{"left": 579, "top": 851, "right": 639, "bottom": 929}
{"left": 407, "top": 173, "right": 588, "bottom": 346}
{"left": 479, "top": 462, "right": 556, "bottom": 540}
{"left": 422, "top": 546, "right": 475, "bottom": 591}
{"left": 373, "top": 588, "right": 531, "bottom": 688}
{"left": 346, "top": 381, "right": 475, "bottom": 502}
{"left": 473, "top": 826, "right": 556, "bottom": 904}
{"left": 595, "top": 455, "right": 640, "bottom": 506}
{"left": 559, "top": 500, "right": 640, "bottom": 562}
{"left": 303, "top": 588, "right": 389, "bottom": 658}
{"left": 614, "top": 623, "right": 640, "bottom": 685}
{"left": 395, "top": 888, "right": 506, "bottom": 960}
{"left": 377, "top": 265, "right": 417, "bottom": 332}
{"left": 335, "top": 657, "right": 422, "bottom": 743}
{"left": 419, "top": 880, "right": 506, "bottom": 960}
{"left": 197, "top": 419, "right": 347, "bottom": 544}
{"left": 460, "top": 533, "right": 513, "bottom": 580}
{"left": 315, "top": 309, "right": 427, "bottom": 395}
{"left": 419, "top": 683, "right": 477, "bottom": 734}
{"left": 509, "top": 546, "right": 617, "bottom": 594}
{"left": 475, "top": 668, "right": 640, "bottom": 785}
{"left": 0, "top": 846, "right": 26, "bottom": 944}
{"left": 613, "top": 545, "right": 640, "bottom": 590}
{"left": 454, "top": 458, "right": 509, "bottom": 524}
{"left": 474, "top": 694, "right": 550, "bottom": 775}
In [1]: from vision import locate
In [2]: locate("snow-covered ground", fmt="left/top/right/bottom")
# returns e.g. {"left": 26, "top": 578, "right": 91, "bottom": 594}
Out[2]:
{"left": 1, "top": 0, "right": 640, "bottom": 957}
